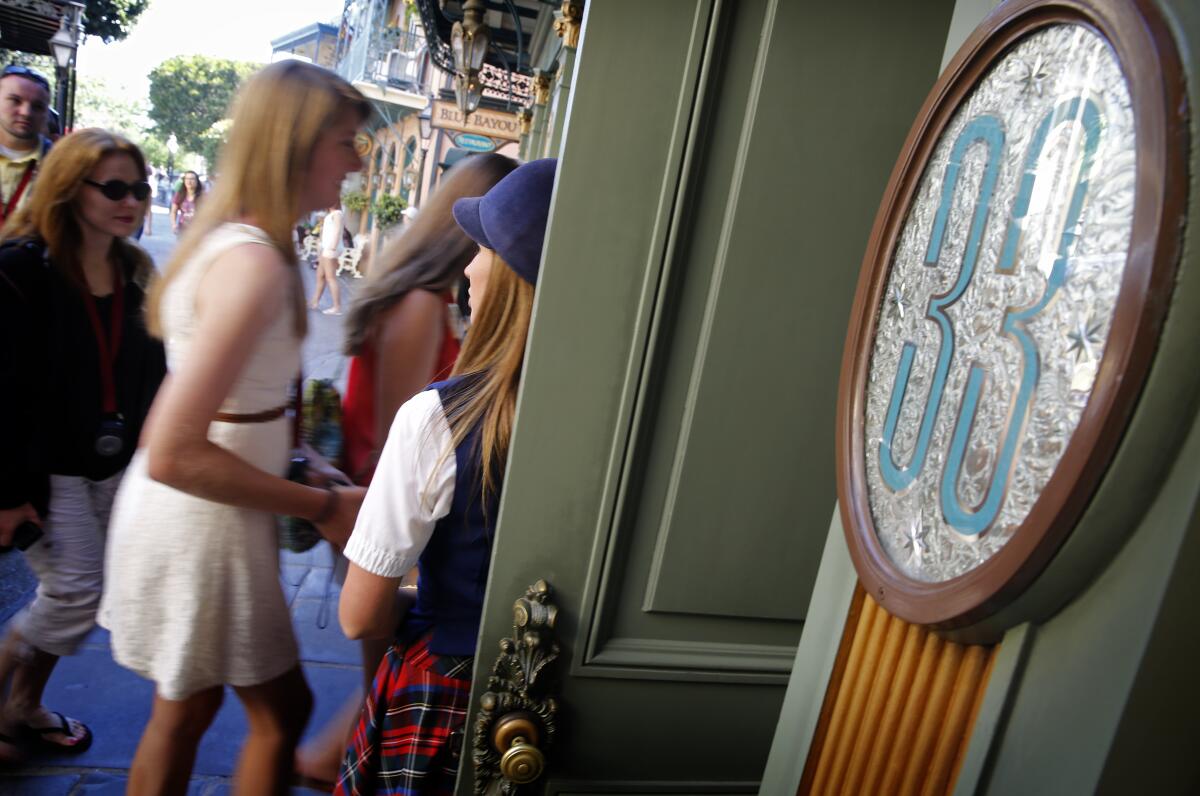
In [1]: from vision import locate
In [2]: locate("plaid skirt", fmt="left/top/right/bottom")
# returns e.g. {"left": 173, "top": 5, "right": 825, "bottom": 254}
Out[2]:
{"left": 335, "top": 632, "right": 473, "bottom": 796}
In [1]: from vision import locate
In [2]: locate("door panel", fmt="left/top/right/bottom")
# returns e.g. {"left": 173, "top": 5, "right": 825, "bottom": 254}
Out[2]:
{"left": 463, "top": 0, "right": 955, "bottom": 790}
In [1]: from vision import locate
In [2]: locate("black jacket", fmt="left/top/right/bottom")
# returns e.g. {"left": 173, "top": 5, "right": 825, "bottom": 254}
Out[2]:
{"left": 0, "top": 238, "right": 166, "bottom": 515}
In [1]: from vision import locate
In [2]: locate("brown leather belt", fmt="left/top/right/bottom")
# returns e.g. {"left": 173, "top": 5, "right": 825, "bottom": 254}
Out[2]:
{"left": 213, "top": 404, "right": 289, "bottom": 424}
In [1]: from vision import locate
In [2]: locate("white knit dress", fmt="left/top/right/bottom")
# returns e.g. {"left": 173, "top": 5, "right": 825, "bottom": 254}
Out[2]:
{"left": 99, "top": 223, "right": 302, "bottom": 700}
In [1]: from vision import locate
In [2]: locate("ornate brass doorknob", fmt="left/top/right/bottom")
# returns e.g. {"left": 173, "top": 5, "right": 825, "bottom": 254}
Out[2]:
{"left": 473, "top": 581, "right": 560, "bottom": 793}
{"left": 499, "top": 736, "right": 544, "bottom": 783}
{"left": 492, "top": 712, "right": 544, "bottom": 783}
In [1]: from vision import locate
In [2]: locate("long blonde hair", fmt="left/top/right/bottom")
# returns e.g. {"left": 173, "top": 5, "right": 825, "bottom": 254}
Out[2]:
{"left": 443, "top": 253, "right": 535, "bottom": 503}
{"left": 1, "top": 128, "right": 153, "bottom": 286}
{"left": 343, "top": 153, "right": 517, "bottom": 355}
{"left": 146, "top": 61, "right": 370, "bottom": 337}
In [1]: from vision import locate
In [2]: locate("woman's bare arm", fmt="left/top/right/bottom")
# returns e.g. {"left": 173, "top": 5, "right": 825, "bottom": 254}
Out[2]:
{"left": 143, "top": 242, "right": 359, "bottom": 525}
{"left": 339, "top": 562, "right": 416, "bottom": 639}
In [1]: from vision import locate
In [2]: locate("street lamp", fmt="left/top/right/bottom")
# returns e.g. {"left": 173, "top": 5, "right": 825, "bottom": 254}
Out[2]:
{"left": 450, "top": 0, "right": 489, "bottom": 119}
{"left": 412, "top": 103, "right": 434, "bottom": 209}
{"left": 166, "top": 134, "right": 179, "bottom": 185}
{"left": 48, "top": 13, "right": 77, "bottom": 126}
{"left": 418, "top": 104, "right": 432, "bottom": 148}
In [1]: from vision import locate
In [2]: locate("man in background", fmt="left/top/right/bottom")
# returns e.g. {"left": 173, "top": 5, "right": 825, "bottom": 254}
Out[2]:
{"left": 0, "top": 65, "right": 51, "bottom": 226}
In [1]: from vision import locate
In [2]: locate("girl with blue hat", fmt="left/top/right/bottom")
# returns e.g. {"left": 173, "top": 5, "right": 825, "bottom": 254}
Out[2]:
{"left": 336, "top": 158, "right": 558, "bottom": 794}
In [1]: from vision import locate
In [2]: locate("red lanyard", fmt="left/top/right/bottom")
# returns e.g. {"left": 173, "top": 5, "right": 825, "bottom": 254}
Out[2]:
{"left": 0, "top": 161, "right": 36, "bottom": 222}
{"left": 80, "top": 261, "right": 125, "bottom": 414}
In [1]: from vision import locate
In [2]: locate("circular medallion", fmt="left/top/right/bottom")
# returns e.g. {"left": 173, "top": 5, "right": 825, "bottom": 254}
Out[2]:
{"left": 837, "top": 0, "right": 1187, "bottom": 631}
{"left": 354, "top": 131, "right": 374, "bottom": 158}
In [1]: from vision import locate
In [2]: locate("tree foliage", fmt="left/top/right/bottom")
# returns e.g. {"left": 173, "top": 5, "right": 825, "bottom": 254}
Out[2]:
{"left": 74, "top": 75, "right": 172, "bottom": 166}
{"left": 75, "top": 75, "right": 147, "bottom": 138}
{"left": 195, "top": 117, "right": 233, "bottom": 168}
{"left": 83, "top": 0, "right": 151, "bottom": 43}
{"left": 147, "top": 55, "right": 258, "bottom": 163}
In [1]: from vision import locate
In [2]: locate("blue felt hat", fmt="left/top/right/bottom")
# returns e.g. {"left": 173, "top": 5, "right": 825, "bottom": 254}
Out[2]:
{"left": 452, "top": 158, "right": 557, "bottom": 285}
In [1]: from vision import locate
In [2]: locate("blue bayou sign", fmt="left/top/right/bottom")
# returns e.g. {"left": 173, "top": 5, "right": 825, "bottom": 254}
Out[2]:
{"left": 835, "top": 4, "right": 1186, "bottom": 632}
{"left": 453, "top": 132, "right": 497, "bottom": 152}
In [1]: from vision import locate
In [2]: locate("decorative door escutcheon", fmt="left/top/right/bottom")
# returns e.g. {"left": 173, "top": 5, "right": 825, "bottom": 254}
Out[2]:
{"left": 473, "top": 580, "right": 560, "bottom": 794}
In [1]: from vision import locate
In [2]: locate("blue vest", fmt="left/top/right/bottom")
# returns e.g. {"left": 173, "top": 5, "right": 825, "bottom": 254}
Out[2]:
{"left": 402, "top": 376, "right": 499, "bottom": 656}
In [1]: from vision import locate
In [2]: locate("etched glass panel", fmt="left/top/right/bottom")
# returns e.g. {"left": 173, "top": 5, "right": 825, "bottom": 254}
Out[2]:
{"left": 863, "top": 24, "right": 1136, "bottom": 583}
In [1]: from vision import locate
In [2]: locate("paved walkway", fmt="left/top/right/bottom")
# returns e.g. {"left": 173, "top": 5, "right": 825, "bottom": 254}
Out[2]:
{"left": 0, "top": 206, "right": 367, "bottom": 794}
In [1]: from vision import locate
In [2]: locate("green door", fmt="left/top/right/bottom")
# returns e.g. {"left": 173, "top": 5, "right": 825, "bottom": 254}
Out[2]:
{"left": 461, "top": 2, "right": 955, "bottom": 791}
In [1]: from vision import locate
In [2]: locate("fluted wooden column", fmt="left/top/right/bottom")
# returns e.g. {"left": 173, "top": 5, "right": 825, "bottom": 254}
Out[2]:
{"left": 800, "top": 588, "right": 996, "bottom": 795}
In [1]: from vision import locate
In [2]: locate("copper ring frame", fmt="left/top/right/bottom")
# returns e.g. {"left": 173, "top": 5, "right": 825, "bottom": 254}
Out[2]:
{"left": 836, "top": 0, "right": 1189, "bottom": 630}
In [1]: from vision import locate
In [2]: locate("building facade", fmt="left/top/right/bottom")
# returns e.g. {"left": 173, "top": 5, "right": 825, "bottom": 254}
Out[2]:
{"left": 307, "top": 0, "right": 582, "bottom": 265}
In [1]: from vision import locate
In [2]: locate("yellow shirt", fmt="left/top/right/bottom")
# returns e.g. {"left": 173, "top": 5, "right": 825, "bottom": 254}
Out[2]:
{"left": 0, "top": 141, "right": 44, "bottom": 218}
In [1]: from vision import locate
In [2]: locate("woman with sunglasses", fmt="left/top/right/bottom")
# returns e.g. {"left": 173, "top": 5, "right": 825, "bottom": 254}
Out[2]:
{"left": 0, "top": 129, "right": 165, "bottom": 763}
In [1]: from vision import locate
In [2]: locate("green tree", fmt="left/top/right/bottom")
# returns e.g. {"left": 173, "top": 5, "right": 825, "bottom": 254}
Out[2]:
{"left": 83, "top": 0, "right": 150, "bottom": 43}
{"left": 75, "top": 75, "right": 148, "bottom": 138}
{"left": 74, "top": 76, "right": 180, "bottom": 168}
{"left": 147, "top": 55, "right": 258, "bottom": 157}
{"left": 195, "top": 117, "right": 232, "bottom": 169}
{"left": 0, "top": 51, "right": 54, "bottom": 75}
{"left": 135, "top": 134, "right": 167, "bottom": 166}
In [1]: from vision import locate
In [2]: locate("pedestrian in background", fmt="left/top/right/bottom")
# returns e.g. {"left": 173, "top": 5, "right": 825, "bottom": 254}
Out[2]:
{"left": 0, "top": 65, "right": 52, "bottom": 225}
{"left": 169, "top": 169, "right": 202, "bottom": 235}
{"left": 309, "top": 203, "right": 345, "bottom": 315}
{"left": 0, "top": 129, "right": 164, "bottom": 764}
{"left": 98, "top": 61, "right": 369, "bottom": 795}
{"left": 141, "top": 164, "right": 157, "bottom": 237}
{"left": 293, "top": 152, "right": 516, "bottom": 788}
{"left": 336, "top": 158, "right": 558, "bottom": 795}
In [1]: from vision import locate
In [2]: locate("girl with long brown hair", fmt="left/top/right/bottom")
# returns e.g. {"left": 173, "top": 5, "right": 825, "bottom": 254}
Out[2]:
{"left": 334, "top": 158, "right": 557, "bottom": 794}
{"left": 0, "top": 129, "right": 164, "bottom": 763}
{"left": 169, "top": 169, "right": 202, "bottom": 235}
{"left": 340, "top": 152, "right": 517, "bottom": 486}
{"left": 295, "top": 152, "right": 516, "bottom": 787}
{"left": 97, "top": 61, "right": 370, "bottom": 794}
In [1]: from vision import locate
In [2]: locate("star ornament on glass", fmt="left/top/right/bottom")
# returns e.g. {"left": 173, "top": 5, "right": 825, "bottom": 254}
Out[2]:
{"left": 1066, "top": 314, "right": 1104, "bottom": 363}
{"left": 1018, "top": 55, "right": 1051, "bottom": 97}
{"left": 902, "top": 513, "right": 928, "bottom": 563}
{"left": 888, "top": 282, "right": 912, "bottom": 322}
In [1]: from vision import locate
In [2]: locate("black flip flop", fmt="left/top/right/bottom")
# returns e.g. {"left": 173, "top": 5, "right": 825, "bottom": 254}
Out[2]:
{"left": 21, "top": 711, "right": 92, "bottom": 755}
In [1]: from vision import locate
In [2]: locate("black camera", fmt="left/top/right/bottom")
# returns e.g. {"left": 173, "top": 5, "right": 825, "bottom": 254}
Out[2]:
{"left": 0, "top": 520, "right": 43, "bottom": 553}
{"left": 95, "top": 413, "right": 126, "bottom": 457}
{"left": 287, "top": 454, "right": 309, "bottom": 484}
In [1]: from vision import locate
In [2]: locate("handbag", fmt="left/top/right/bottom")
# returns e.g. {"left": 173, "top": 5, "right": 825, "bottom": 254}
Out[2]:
{"left": 278, "top": 377, "right": 346, "bottom": 553}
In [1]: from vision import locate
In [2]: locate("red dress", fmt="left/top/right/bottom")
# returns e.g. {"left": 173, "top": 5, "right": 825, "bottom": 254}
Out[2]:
{"left": 342, "top": 298, "right": 460, "bottom": 485}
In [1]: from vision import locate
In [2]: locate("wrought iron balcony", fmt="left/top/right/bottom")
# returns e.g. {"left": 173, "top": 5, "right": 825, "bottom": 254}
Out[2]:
{"left": 334, "top": 0, "right": 426, "bottom": 92}
{"left": 368, "top": 28, "right": 426, "bottom": 91}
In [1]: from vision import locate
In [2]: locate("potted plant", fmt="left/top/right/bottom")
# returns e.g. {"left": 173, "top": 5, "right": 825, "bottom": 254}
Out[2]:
{"left": 341, "top": 190, "right": 370, "bottom": 237}
{"left": 373, "top": 193, "right": 407, "bottom": 230}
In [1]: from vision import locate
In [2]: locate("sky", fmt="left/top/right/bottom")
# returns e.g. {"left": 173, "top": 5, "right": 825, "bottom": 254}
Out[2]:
{"left": 77, "top": 0, "right": 345, "bottom": 101}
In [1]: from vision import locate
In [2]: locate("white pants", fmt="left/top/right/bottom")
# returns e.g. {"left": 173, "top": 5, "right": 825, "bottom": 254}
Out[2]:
{"left": 15, "top": 471, "right": 122, "bottom": 656}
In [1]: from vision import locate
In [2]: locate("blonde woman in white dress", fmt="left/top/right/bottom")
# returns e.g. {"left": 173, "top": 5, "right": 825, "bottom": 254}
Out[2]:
{"left": 99, "top": 61, "right": 369, "bottom": 795}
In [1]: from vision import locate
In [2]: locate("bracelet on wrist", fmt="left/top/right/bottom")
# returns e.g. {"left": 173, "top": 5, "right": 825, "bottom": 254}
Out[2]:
{"left": 312, "top": 487, "right": 339, "bottom": 525}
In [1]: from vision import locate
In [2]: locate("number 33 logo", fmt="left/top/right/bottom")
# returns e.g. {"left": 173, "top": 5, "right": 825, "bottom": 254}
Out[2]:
{"left": 879, "top": 97, "right": 1102, "bottom": 536}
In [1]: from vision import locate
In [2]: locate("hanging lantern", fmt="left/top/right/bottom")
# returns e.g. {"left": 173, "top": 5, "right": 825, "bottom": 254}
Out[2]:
{"left": 451, "top": 0, "right": 489, "bottom": 118}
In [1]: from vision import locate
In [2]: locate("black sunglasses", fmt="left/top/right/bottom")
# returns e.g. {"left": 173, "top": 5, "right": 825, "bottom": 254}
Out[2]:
{"left": 2, "top": 65, "right": 51, "bottom": 91}
{"left": 84, "top": 179, "right": 152, "bottom": 202}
